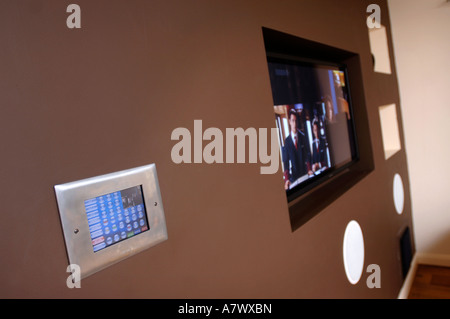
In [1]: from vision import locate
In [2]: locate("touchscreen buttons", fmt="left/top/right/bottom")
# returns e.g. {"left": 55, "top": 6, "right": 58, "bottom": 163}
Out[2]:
{"left": 85, "top": 186, "right": 150, "bottom": 253}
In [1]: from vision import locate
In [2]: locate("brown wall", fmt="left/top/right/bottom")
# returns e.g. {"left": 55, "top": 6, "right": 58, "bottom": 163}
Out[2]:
{"left": 0, "top": 0, "right": 413, "bottom": 298}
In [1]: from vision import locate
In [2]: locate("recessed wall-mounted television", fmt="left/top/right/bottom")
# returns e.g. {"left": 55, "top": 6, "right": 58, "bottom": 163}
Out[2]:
{"left": 263, "top": 27, "right": 374, "bottom": 230}
{"left": 267, "top": 54, "right": 359, "bottom": 202}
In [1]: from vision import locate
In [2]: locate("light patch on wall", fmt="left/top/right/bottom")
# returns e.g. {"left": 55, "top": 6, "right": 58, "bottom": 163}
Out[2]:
{"left": 393, "top": 174, "right": 405, "bottom": 215}
{"left": 379, "top": 103, "right": 401, "bottom": 160}
{"left": 343, "top": 220, "right": 365, "bottom": 285}
{"left": 368, "top": 25, "right": 392, "bottom": 74}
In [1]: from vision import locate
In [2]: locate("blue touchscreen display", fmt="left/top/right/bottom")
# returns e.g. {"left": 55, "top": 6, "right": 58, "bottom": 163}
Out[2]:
{"left": 84, "top": 185, "right": 150, "bottom": 252}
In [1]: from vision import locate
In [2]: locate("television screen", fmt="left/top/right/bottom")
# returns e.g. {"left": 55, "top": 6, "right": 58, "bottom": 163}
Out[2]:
{"left": 84, "top": 185, "right": 150, "bottom": 252}
{"left": 267, "top": 55, "right": 358, "bottom": 201}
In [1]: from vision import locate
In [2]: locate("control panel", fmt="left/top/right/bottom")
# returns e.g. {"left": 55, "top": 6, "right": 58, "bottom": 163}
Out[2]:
{"left": 54, "top": 164, "right": 168, "bottom": 281}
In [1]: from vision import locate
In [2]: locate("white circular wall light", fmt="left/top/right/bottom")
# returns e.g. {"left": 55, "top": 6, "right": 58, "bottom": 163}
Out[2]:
{"left": 393, "top": 173, "right": 404, "bottom": 215}
{"left": 343, "top": 220, "right": 365, "bottom": 285}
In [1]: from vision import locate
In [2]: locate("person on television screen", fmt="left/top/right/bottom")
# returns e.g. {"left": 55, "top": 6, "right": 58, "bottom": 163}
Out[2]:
{"left": 323, "top": 95, "right": 335, "bottom": 124}
{"left": 283, "top": 109, "right": 312, "bottom": 190}
{"left": 311, "top": 121, "right": 327, "bottom": 173}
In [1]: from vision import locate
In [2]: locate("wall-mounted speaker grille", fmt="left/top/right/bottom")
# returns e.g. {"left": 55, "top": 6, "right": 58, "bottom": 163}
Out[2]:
{"left": 400, "top": 226, "right": 413, "bottom": 278}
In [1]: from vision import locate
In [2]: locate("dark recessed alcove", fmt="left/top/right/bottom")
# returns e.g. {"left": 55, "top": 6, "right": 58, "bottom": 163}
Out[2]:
{"left": 262, "top": 27, "right": 375, "bottom": 231}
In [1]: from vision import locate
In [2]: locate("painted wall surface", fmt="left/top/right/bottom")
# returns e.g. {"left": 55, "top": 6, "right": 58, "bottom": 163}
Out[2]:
{"left": 0, "top": 0, "right": 412, "bottom": 298}
{"left": 389, "top": 0, "right": 450, "bottom": 256}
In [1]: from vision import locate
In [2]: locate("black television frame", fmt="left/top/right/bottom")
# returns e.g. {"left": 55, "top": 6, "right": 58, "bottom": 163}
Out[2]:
{"left": 267, "top": 53, "right": 360, "bottom": 203}
{"left": 263, "top": 27, "right": 374, "bottom": 231}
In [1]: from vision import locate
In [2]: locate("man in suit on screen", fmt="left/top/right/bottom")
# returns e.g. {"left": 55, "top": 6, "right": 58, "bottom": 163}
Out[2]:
{"left": 311, "top": 120, "right": 328, "bottom": 172}
{"left": 283, "top": 109, "right": 312, "bottom": 190}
